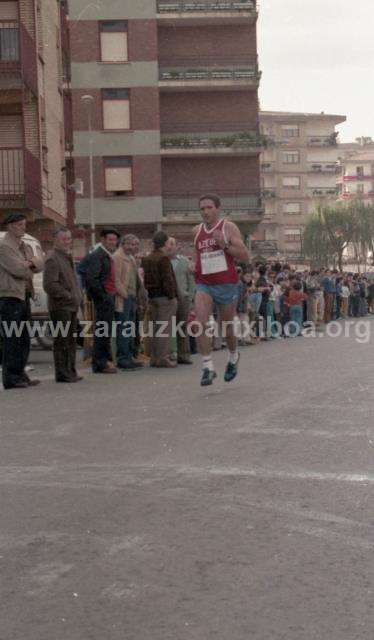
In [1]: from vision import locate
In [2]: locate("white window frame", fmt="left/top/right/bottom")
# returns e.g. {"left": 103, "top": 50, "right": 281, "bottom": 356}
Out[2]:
{"left": 283, "top": 202, "right": 301, "bottom": 214}
{"left": 281, "top": 125, "right": 299, "bottom": 138}
{"left": 283, "top": 151, "right": 300, "bottom": 164}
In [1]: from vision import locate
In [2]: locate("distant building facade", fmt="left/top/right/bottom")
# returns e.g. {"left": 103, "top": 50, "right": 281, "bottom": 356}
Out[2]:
{"left": 338, "top": 140, "right": 374, "bottom": 203}
{"left": 256, "top": 111, "right": 346, "bottom": 261}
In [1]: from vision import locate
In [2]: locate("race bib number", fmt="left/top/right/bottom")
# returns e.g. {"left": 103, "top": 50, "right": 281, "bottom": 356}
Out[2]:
{"left": 201, "top": 249, "right": 228, "bottom": 275}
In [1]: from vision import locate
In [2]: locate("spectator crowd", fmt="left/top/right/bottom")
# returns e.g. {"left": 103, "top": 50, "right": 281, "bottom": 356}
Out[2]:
{"left": 1, "top": 212, "right": 374, "bottom": 390}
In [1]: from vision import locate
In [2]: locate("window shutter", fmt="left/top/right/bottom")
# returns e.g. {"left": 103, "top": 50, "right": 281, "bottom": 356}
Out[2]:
{"left": 103, "top": 100, "right": 130, "bottom": 130}
{"left": 0, "top": 2, "right": 18, "bottom": 19}
{"left": 101, "top": 32, "right": 128, "bottom": 62}
{"left": 0, "top": 114, "right": 23, "bottom": 146}
{"left": 105, "top": 167, "right": 132, "bottom": 192}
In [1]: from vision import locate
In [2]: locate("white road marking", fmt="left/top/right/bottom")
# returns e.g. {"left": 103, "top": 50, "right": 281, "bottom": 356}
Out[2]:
{"left": 223, "top": 498, "right": 369, "bottom": 530}
{"left": 287, "top": 524, "right": 374, "bottom": 550}
{"left": 234, "top": 427, "right": 369, "bottom": 439}
{"left": 0, "top": 463, "right": 373, "bottom": 487}
{"left": 177, "top": 464, "right": 374, "bottom": 484}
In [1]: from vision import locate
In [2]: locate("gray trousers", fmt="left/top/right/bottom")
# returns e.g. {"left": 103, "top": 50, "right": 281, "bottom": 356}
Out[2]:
{"left": 148, "top": 297, "right": 178, "bottom": 365}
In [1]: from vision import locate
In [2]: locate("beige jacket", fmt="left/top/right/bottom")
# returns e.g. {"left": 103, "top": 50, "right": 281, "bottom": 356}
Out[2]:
{"left": 0, "top": 232, "right": 44, "bottom": 301}
{"left": 113, "top": 248, "right": 146, "bottom": 313}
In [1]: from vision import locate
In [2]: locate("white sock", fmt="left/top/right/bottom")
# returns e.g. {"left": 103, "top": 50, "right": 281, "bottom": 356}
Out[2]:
{"left": 228, "top": 350, "right": 239, "bottom": 365}
{"left": 202, "top": 357, "right": 214, "bottom": 372}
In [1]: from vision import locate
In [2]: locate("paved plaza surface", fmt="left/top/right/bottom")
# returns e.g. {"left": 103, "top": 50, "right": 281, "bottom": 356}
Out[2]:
{"left": 1, "top": 322, "right": 374, "bottom": 639}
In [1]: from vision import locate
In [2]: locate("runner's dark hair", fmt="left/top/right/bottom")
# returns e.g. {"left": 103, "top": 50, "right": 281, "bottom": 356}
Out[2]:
{"left": 199, "top": 194, "right": 221, "bottom": 208}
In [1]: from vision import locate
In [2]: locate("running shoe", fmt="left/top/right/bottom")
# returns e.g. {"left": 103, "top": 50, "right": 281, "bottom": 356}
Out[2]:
{"left": 200, "top": 368, "right": 217, "bottom": 386}
{"left": 224, "top": 353, "right": 240, "bottom": 383}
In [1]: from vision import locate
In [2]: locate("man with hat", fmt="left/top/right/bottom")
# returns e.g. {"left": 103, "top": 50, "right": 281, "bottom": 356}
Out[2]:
{"left": 0, "top": 212, "right": 44, "bottom": 389}
{"left": 85, "top": 227, "right": 120, "bottom": 373}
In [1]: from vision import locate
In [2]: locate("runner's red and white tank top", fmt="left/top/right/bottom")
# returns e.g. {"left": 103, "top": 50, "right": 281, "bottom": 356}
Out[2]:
{"left": 194, "top": 218, "right": 238, "bottom": 286}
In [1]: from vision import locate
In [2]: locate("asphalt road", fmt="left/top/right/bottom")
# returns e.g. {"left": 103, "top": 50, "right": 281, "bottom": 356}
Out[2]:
{"left": 1, "top": 322, "right": 374, "bottom": 640}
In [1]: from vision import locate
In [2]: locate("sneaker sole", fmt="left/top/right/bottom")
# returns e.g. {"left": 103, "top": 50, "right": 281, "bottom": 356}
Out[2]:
{"left": 224, "top": 354, "right": 240, "bottom": 383}
{"left": 201, "top": 372, "right": 217, "bottom": 387}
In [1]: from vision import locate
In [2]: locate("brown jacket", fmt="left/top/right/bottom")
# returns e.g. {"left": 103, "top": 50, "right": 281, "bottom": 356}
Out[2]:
{"left": 114, "top": 248, "right": 138, "bottom": 312}
{"left": 141, "top": 249, "right": 178, "bottom": 299}
{"left": 0, "top": 232, "right": 43, "bottom": 301}
{"left": 43, "top": 248, "right": 82, "bottom": 311}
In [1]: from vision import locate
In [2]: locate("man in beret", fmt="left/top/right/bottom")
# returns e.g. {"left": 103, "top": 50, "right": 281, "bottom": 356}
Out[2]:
{"left": 0, "top": 213, "right": 44, "bottom": 389}
{"left": 85, "top": 227, "right": 120, "bottom": 373}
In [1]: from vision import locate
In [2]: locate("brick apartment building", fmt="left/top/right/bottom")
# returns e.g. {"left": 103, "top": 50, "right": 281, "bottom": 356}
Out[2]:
{"left": 69, "top": 0, "right": 262, "bottom": 256}
{"left": 256, "top": 111, "right": 346, "bottom": 261}
{"left": 0, "top": 0, "right": 73, "bottom": 244}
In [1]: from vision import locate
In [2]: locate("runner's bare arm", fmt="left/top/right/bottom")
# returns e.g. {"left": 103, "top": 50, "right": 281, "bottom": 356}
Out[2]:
{"left": 216, "top": 222, "right": 249, "bottom": 262}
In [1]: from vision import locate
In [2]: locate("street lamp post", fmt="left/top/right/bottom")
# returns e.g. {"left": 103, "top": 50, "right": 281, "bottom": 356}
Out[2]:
{"left": 81, "top": 94, "right": 95, "bottom": 247}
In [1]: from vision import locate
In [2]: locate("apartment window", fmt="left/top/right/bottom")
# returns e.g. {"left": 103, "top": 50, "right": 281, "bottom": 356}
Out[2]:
{"left": 0, "top": 113, "right": 22, "bottom": 148}
{"left": 265, "top": 228, "right": 277, "bottom": 241}
{"left": 357, "top": 184, "right": 364, "bottom": 194}
{"left": 283, "top": 151, "right": 300, "bottom": 164}
{"left": 102, "top": 89, "right": 130, "bottom": 130}
{"left": 0, "top": 21, "right": 19, "bottom": 61}
{"left": 283, "top": 202, "right": 301, "bottom": 214}
{"left": 282, "top": 176, "right": 300, "bottom": 189}
{"left": 104, "top": 157, "right": 133, "bottom": 196}
{"left": 36, "top": 2, "right": 43, "bottom": 58}
{"left": 281, "top": 125, "right": 299, "bottom": 138}
{"left": 100, "top": 21, "right": 128, "bottom": 63}
{"left": 284, "top": 228, "right": 301, "bottom": 242}
{"left": 356, "top": 166, "right": 364, "bottom": 178}
{"left": 42, "top": 146, "right": 48, "bottom": 173}
{"left": 261, "top": 162, "right": 273, "bottom": 171}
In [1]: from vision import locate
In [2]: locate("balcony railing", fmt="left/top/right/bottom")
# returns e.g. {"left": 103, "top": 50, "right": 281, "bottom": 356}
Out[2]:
{"left": 251, "top": 240, "right": 278, "bottom": 255}
{"left": 161, "top": 121, "right": 257, "bottom": 134}
{"left": 163, "top": 191, "right": 263, "bottom": 221}
{"left": 0, "top": 21, "right": 19, "bottom": 69}
{"left": 308, "top": 187, "right": 338, "bottom": 197}
{"left": 161, "top": 131, "right": 265, "bottom": 152}
{"left": 0, "top": 148, "right": 24, "bottom": 200}
{"left": 157, "top": 1, "right": 256, "bottom": 14}
{"left": 343, "top": 174, "right": 374, "bottom": 181}
{"left": 262, "top": 189, "right": 276, "bottom": 199}
{"left": 261, "top": 162, "right": 275, "bottom": 172}
{"left": 307, "top": 134, "right": 338, "bottom": 147}
{"left": 159, "top": 58, "right": 260, "bottom": 83}
{"left": 309, "top": 163, "right": 340, "bottom": 174}
{"left": 341, "top": 191, "right": 374, "bottom": 200}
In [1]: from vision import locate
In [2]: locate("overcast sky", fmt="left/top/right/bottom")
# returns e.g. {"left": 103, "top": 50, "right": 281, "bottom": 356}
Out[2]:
{"left": 258, "top": 0, "right": 374, "bottom": 142}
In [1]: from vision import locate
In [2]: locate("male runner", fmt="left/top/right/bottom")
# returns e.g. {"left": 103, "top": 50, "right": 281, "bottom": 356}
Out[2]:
{"left": 193, "top": 194, "right": 249, "bottom": 386}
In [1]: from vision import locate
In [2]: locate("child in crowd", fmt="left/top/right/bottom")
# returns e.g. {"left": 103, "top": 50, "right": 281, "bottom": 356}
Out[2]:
{"left": 284, "top": 280, "right": 307, "bottom": 337}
